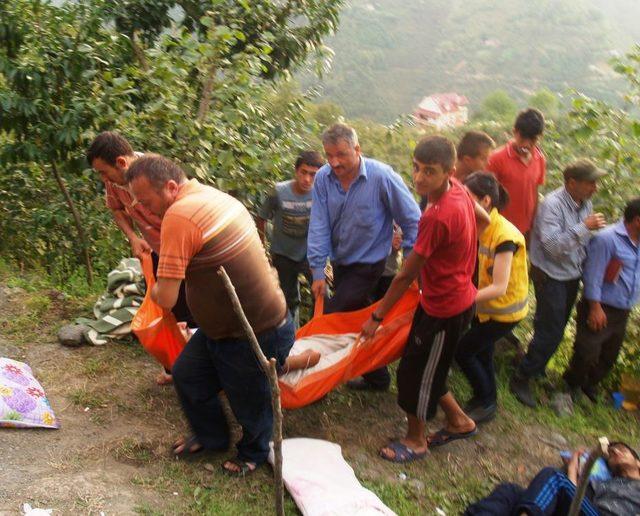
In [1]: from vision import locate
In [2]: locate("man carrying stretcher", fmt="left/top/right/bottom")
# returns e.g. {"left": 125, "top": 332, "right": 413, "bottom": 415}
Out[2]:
{"left": 361, "top": 136, "right": 490, "bottom": 463}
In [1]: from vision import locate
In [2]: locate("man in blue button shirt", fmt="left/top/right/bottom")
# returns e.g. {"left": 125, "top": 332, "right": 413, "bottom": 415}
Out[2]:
{"left": 308, "top": 123, "right": 421, "bottom": 390}
{"left": 563, "top": 198, "right": 640, "bottom": 402}
{"left": 511, "top": 159, "right": 607, "bottom": 408}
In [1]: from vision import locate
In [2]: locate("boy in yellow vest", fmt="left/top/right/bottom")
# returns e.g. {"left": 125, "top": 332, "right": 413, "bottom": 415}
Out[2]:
{"left": 455, "top": 172, "right": 529, "bottom": 423}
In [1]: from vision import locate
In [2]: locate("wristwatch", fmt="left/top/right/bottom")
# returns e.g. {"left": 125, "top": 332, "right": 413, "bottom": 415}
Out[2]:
{"left": 371, "top": 312, "right": 383, "bottom": 323}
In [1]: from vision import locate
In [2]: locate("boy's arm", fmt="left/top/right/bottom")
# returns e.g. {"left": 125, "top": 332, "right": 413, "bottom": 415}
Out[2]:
{"left": 256, "top": 189, "right": 277, "bottom": 245}
{"left": 361, "top": 250, "right": 425, "bottom": 339}
{"left": 111, "top": 208, "right": 151, "bottom": 259}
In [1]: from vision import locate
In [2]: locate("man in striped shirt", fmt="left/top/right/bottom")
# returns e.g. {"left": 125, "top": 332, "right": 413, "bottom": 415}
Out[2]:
{"left": 127, "top": 154, "right": 293, "bottom": 476}
{"left": 510, "top": 160, "right": 606, "bottom": 408}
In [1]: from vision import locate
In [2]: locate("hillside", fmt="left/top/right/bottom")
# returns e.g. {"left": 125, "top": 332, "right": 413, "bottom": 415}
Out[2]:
{"left": 308, "top": 0, "right": 640, "bottom": 122}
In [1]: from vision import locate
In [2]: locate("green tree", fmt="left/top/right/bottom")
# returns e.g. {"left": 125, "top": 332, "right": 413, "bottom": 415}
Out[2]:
{"left": 528, "top": 88, "right": 561, "bottom": 119}
{"left": 473, "top": 90, "right": 518, "bottom": 123}
{"left": 0, "top": 0, "right": 343, "bottom": 283}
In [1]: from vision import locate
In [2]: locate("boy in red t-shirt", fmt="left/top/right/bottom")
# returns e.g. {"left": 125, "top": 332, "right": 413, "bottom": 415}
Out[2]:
{"left": 486, "top": 108, "right": 546, "bottom": 237}
{"left": 361, "top": 136, "right": 489, "bottom": 463}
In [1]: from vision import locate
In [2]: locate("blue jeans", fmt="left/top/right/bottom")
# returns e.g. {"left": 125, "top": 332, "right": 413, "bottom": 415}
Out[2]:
{"left": 518, "top": 266, "right": 579, "bottom": 378}
{"left": 465, "top": 468, "right": 599, "bottom": 516}
{"left": 171, "top": 316, "right": 294, "bottom": 465}
{"left": 456, "top": 318, "right": 518, "bottom": 407}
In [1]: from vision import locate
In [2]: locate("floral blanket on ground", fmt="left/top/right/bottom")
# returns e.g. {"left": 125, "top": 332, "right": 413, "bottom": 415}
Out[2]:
{"left": 0, "top": 358, "right": 59, "bottom": 429}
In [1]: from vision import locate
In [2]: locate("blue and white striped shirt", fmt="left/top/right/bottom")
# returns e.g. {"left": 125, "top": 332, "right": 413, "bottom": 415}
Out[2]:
{"left": 529, "top": 187, "right": 593, "bottom": 280}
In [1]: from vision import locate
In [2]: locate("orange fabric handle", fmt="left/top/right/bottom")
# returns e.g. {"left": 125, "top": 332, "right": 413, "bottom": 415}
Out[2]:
{"left": 313, "top": 295, "right": 324, "bottom": 318}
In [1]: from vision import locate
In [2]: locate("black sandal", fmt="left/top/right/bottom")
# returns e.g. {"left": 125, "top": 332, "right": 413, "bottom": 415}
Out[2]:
{"left": 221, "top": 458, "right": 257, "bottom": 477}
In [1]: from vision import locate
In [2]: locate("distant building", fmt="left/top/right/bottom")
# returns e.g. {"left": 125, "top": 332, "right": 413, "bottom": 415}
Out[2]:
{"left": 413, "top": 93, "right": 469, "bottom": 130}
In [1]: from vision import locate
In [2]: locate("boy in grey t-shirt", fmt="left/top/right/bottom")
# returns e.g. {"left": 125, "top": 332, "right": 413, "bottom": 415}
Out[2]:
{"left": 258, "top": 151, "right": 324, "bottom": 326}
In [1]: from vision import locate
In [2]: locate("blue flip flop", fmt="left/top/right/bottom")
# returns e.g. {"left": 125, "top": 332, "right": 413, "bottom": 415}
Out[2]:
{"left": 427, "top": 427, "right": 478, "bottom": 448}
{"left": 379, "top": 440, "right": 427, "bottom": 463}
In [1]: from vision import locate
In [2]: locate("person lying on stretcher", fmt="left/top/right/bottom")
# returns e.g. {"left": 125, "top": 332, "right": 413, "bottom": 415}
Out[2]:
{"left": 280, "top": 349, "right": 321, "bottom": 374}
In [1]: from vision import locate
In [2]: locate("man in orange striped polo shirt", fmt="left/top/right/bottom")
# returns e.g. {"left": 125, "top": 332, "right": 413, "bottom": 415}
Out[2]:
{"left": 126, "top": 154, "right": 293, "bottom": 476}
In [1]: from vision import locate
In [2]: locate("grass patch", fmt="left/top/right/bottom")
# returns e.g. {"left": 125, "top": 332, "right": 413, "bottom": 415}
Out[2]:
{"left": 113, "top": 438, "right": 157, "bottom": 465}
{"left": 69, "top": 387, "right": 110, "bottom": 409}
{"left": 82, "top": 357, "right": 112, "bottom": 379}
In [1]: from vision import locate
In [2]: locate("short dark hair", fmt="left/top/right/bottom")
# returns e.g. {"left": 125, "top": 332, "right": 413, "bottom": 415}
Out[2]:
{"left": 608, "top": 441, "right": 639, "bottom": 461}
{"left": 514, "top": 108, "right": 545, "bottom": 139}
{"left": 125, "top": 153, "right": 186, "bottom": 190}
{"left": 413, "top": 135, "right": 456, "bottom": 170}
{"left": 624, "top": 198, "right": 640, "bottom": 223}
{"left": 86, "top": 131, "right": 134, "bottom": 166}
{"left": 464, "top": 171, "right": 510, "bottom": 211}
{"left": 295, "top": 150, "right": 324, "bottom": 170}
{"left": 457, "top": 131, "right": 495, "bottom": 159}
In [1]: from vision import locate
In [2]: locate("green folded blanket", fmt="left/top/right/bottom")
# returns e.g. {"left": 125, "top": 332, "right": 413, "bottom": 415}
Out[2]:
{"left": 76, "top": 257, "right": 145, "bottom": 345}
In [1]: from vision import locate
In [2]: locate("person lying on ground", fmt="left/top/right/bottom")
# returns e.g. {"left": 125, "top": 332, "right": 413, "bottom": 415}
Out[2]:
{"left": 464, "top": 441, "right": 640, "bottom": 515}
{"left": 454, "top": 172, "right": 529, "bottom": 424}
{"left": 127, "top": 154, "right": 294, "bottom": 477}
{"left": 360, "top": 135, "right": 490, "bottom": 463}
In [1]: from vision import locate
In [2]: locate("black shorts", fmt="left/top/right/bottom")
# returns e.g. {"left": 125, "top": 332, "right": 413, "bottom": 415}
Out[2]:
{"left": 397, "top": 304, "right": 474, "bottom": 421}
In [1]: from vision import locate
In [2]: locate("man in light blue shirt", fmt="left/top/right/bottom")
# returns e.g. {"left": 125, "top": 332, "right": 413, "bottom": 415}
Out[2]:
{"left": 564, "top": 198, "right": 640, "bottom": 401}
{"left": 511, "top": 159, "right": 606, "bottom": 407}
{"left": 308, "top": 123, "right": 421, "bottom": 390}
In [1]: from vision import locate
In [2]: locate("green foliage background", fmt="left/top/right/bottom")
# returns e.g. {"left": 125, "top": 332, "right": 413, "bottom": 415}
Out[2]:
{"left": 308, "top": 0, "right": 640, "bottom": 122}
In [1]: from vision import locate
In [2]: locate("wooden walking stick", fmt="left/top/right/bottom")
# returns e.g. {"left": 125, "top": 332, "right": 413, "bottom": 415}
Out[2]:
{"left": 567, "top": 437, "right": 609, "bottom": 516}
{"left": 218, "top": 266, "right": 285, "bottom": 516}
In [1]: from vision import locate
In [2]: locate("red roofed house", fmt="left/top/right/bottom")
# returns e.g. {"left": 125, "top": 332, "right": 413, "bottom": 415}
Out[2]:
{"left": 413, "top": 93, "right": 469, "bottom": 130}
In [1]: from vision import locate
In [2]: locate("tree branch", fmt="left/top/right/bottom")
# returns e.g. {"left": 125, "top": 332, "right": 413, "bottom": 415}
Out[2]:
{"left": 131, "top": 30, "right": 149, "bottom": 72}
{"left": 568, "top": 437, "right": 609, "bottom": 516}
{"left": 218, "top": 266, "right": 285, "bottom": 516}
{"left": 197, "top": 62, "right": 217, "bottom": 123}
{"left": 51, "top": 163, "right": 93, "bottom": 285}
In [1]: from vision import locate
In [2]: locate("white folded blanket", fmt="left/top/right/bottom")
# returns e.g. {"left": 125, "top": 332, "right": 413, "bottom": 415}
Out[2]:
{"left": 269, "top": 438, "right": 396, "bottom": 516}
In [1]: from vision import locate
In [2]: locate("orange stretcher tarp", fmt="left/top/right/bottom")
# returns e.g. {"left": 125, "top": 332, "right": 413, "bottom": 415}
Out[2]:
{"left": 280, "top": 284, "right": 420, "bottom": 409}
{"left": 131, "top": 254, "right": 187, "bottom": 370}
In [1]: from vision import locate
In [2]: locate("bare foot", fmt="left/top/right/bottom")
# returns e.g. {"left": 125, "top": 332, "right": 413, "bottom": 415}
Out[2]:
{"left": 442, "top": 419, "right": 476, "bottom": 435}
{"left": 156, "top": 370, "right": 173, "bottom": 385}
{"left": 282, "top": 349, "right": 321, "bottom": 373}
{"left": 222, "top": 458, "right": 257, "bottom": 476}
{"left": 172, "top": 436, "right": 203, "bottom": 456}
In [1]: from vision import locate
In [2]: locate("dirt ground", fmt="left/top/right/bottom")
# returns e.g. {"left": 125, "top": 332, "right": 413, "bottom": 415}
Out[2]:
{"left": 0, "top": 285, "right": 189, "bottom": 515}
{"left": 0, "top": 284, "right": 634, "bottom": 515}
